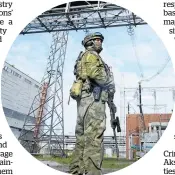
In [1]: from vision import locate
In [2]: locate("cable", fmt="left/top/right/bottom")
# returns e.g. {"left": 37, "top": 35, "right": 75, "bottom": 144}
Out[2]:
{"left": 130, "top": 34, "right": 144, "bottom": 78}
{"left": 125, "top": 10, "right": 144, "bottom": 78}
{"left": 129, "top": 103, "right": 137, "bottom": 113}
{"left": 140, "top": 57, "right": 171, "bottom": 83}
{"left": 143, "top": 105, "right": 166, "bottom": 110}
{"left": 127, "top": 90, "right": 138, "bottom": 102}
{"left": 125, "top": 9, "right": 170, "bottom": 82}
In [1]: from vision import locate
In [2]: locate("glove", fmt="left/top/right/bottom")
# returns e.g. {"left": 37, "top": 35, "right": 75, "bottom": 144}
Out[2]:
{"left": 110, "top": 118, "right": 118, "bottom": 129}
{"left": 108, "top": 85, "right": 115, "bottom": 103}
{"left": 108, "top": 84, "right": 116, "bottom": 94}
{"left": 110, "top": 117, "right": 121, "bottom": 132}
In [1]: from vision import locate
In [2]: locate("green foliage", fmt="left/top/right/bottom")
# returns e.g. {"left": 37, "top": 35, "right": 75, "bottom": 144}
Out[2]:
{"left": 34, "top": 155, "right": 72, "bottom": 165}
{"left": 102, "top": 158, "right": 135, "bottom": 169}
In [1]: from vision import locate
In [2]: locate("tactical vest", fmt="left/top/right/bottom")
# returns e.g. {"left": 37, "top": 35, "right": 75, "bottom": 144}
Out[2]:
{"left": 74, "top": 50, "right": 113, "bottom": 82}
{"left": 71, "top": 50, "right": 115, "bottom": 100}
{"left": 73, "top": 51, "right": 86, "bottom": 80}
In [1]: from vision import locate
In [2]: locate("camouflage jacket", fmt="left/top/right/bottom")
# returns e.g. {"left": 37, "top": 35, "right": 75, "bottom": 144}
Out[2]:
{"left": 74, "top": 50, "right": 115, "bottom": 94}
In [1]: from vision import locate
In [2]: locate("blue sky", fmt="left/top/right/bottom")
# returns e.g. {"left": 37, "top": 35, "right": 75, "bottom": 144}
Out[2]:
{"left": 5, "top": 24, "right": 175, "bottom": 135}
{"left": 7, "top": 25, "right": 173, "bottom": 81}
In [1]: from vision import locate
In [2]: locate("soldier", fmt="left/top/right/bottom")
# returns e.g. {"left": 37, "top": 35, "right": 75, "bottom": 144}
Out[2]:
{"left": 69, "top": 32, "right": 116, "bottom": 175}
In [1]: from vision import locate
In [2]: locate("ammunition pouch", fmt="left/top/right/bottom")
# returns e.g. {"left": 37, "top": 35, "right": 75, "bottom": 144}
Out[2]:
{"left": 81, "top": 79, "right": 91, "bottom": 93}
{"left": 80, "top": 79, "right": 92, "bottom": 98}
{"left": 92, "top": 86, "right": 109, "bottom": 102}
{"left": 70, "top": 80, "right": 83, "bottom": 100}
{"left": 93, "top": 86, "right": 101, "bottom": 101}
{"left": 101, "top": 90, "right": 108, "bottom": 102}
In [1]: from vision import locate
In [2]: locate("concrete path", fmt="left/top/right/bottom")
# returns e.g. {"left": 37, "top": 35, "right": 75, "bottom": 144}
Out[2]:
{"left": 41, "top": 160, "right": 119, "bottom": 174}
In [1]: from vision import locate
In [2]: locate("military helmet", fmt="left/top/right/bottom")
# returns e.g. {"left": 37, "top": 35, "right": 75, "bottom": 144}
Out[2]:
{"left": 82, "top": 32, "right": 104, "bottom": 46}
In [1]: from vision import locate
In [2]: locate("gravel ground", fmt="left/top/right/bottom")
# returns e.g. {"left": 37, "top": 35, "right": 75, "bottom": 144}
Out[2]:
{"left": 41, "top": 160, "right": 119, "bottom": 174}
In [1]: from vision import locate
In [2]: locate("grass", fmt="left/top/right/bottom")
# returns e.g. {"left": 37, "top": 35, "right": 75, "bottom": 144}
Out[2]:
{"left": 34, "top": 155, "right": 136, "bottom": 170}
{"left": 102, "top": 158, "right": 135, "bottom": 169}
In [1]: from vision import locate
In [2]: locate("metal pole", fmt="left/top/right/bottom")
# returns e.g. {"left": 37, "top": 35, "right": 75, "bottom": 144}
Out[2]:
{"left": 124, "top": 90, "right": 126, "bottom": 134}
{"left": 138, "top": 82, "right": 145, "bottom": 130}
{"left": 154, "top": 90, "right": 157, "bottom": 113}
{"left": 138, "top": 81, "right": 145, "bottom": 156}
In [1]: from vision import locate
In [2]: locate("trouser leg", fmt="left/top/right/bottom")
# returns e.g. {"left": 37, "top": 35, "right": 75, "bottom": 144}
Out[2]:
{"left": 69, "top": 135, "right": 84, "bottom": 174}
{"left": 83, "top": 102, "right": 106, "bottom": 175}
{"left": 69, "top": 112, "right": 85, "bottom": 174}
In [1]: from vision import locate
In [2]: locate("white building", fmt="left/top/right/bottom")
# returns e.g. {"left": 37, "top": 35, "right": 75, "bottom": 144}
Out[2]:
{"left": 1, "top": 62, "right": 40, "bottom": 114}
{"left": 1, "top": 62, "right": 40, "bottom": 138}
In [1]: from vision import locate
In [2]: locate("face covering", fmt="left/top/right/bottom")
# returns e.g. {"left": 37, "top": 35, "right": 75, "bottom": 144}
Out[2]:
{"left": 93, "top": 39, "right": 103, "bottom": 53}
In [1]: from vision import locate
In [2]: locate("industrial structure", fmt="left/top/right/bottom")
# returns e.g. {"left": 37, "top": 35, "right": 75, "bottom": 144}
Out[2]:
{"left": 1, "top": 1, "right": 173, "bottom": 160}
{"left": 1, "top": 62, "right": 40, "bottom": 139}
{"left": 20, "top": 1, "right": 146, "bottom": 34}
{"left": 18, "top": 1, "right": 146, "bottom": 156}
{"left": 1, "top": 62, "right": 126, "bottom": 157}
{"left": 126, "top": 113, "right": 171, "bottom": 159}
{"left": 1, "top": 62, "right": 173, "bottom": 159}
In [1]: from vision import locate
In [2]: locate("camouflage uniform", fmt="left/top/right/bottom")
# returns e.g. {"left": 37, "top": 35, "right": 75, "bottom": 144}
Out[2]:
{"left": 69, "top": 33, "right": 115, "bottom": 175}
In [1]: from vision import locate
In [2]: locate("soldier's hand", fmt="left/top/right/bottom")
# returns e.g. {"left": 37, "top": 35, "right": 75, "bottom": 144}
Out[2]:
{"left": 110, "top": 118, "right": 118, "bottom": 129}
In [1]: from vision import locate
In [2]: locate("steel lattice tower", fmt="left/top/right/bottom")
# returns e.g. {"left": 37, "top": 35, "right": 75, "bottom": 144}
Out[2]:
{"left": 16, "top": 1, "right": 148, "bottom": 157}
{"left": 18, "top": 31, "right": 68, "bottom": 156}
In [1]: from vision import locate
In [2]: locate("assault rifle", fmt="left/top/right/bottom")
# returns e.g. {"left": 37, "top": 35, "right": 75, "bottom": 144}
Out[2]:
{"left": 107, "top": 96, "right": 121, "bottom": 159}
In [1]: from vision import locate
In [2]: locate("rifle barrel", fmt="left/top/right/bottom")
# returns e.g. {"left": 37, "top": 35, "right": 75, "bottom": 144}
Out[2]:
{"left": 108, "top": 100, "right": 120, "bottom": 159}
{"left": 113, "top": 128, "right": 119, "bottom": 159}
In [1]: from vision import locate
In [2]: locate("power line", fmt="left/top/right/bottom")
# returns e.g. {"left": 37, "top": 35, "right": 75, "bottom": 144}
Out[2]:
{"left": 130, "top": 34, "right": 144, "bottom": 78}
{"left": 125, "top": 8, "right": 171, "bottom": 82}
{"left": 143, "top": 105, "right": 166, "bottom": 110}
{"left": 124, "top": 85, "right": 174, "bottom": 112}
{"left": 140, "top": 57, "right": 171, "bottom": 83}
{"left": 129, "top": 103, "right": 137, "bottom": 114}
{"left": 126, "top": 25, "right": 144, "bottom": 78}
{"left": 124, "top": 9, "right": 144, "bottom": 78}
{"left": 124, "top": 86, "right": 175, "bottom": 91}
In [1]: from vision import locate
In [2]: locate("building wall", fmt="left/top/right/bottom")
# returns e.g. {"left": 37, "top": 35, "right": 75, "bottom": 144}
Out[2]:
{"left": 126, "top": 113, "right": 172, "bottom": 159}
{"left": 1, "top": 62, "right": 40, "bottom": 115}
{"left": 1, "top": 62, "right": 41, "bottom": 139}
